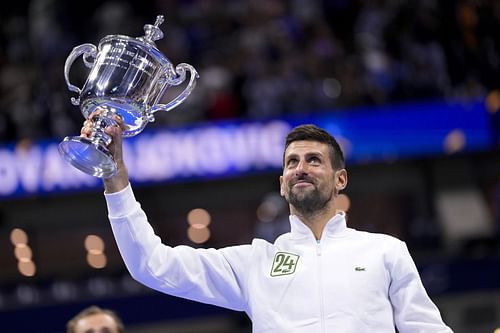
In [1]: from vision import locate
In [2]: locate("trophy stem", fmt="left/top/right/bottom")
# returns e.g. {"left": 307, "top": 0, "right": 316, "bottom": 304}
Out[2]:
{"left": 88, "top": 112, "right": 117, "bottom": 146}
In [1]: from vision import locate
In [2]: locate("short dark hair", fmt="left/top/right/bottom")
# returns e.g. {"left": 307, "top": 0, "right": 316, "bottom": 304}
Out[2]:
{"left": 66, "top": 306, "right": 124, "bottom": 333}
{"left": 284, "top": 124, "right": 345, "bottom": 170}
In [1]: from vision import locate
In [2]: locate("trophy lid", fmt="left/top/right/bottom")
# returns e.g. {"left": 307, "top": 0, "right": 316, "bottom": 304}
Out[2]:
{"left": 137, "top": 15, "right": 165, "bottom": 46}
{"left": 98, "top": 14, "right": 171, "bottom": 66}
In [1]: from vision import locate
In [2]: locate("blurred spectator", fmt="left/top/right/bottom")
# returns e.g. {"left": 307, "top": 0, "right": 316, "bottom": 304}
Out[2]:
{"left": 0, "top": 16, "right": 39, "bottom": 140}
{"left": 66, "top": 305, "right": 124, "bottom": 333}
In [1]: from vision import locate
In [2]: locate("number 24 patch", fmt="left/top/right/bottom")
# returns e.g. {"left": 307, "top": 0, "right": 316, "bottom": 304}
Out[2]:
{"left": 270, "top": 252, "right": 299, "bottom": 277}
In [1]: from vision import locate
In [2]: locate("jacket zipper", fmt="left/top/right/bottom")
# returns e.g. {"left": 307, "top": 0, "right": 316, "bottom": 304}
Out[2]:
{"left": 317, "top": 241, "right": 325, "bottom": 333}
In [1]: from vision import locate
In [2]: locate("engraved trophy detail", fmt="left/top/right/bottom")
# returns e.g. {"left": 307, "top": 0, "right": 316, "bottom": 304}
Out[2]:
{"left": 59, "top": 15, "right": 199, "bottom": 178}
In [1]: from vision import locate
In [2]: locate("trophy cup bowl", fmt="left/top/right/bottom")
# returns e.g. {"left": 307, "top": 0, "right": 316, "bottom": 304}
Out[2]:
{"left": 59, "top": 15, "right": 199, "bottom": 178}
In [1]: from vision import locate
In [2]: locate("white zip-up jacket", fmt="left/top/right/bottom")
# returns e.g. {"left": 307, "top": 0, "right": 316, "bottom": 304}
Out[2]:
{"left": 105, "top": 184, "right": 453, "bottom": 332}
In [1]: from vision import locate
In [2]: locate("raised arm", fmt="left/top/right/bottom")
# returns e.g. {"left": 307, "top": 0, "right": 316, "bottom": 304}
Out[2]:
{"left": 105, "top": 187, "right": 249, "bottom": 311}
{"left": 81, "top": 110, "right": 249, "bottom": 311}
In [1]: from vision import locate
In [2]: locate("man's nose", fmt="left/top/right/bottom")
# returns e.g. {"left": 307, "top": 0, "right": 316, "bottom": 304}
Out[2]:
{"left": 295, "top": 159, "right": 308, "bottom": 174}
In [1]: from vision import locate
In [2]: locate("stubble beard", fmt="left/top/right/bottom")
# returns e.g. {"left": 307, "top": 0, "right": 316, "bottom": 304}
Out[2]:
{"left": 288, "top": 186, "right": 332, "bottom": 217}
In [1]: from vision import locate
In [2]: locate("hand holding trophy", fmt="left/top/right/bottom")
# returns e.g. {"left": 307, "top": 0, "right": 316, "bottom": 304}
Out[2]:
{"left": 59, "top": 15, "right": 199, "bottom": 178}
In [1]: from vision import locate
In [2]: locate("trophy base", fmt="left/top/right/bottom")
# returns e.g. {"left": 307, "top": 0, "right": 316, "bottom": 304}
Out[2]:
{"left": 58, "top": 136, "right": 117, "bottom": 179}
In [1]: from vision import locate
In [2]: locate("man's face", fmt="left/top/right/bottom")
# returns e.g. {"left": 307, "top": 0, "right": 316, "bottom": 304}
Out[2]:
{"left": 280, "top": 140, "right": 342, "bottom": 215}
{"left": 73, "top": 313, "right": 119, "bottom": 333}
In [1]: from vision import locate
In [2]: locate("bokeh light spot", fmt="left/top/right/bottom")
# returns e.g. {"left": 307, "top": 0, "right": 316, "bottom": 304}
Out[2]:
{"left": 87, "top": 253, "right": 107, "bottom": 269}
{"left": 187, "top": 208, "right": 211, "bottom": 227}
{"left": 18, "top": 260, "right": 36, "bottom": 277}
{"left": 187, "top": 225, "right": 211, "bottom": 244}
{"left": 84, "top": 235, "right": 105, "bottom": 252}
{"left": 10, "top": 228, "right": 28, "bottom": 246}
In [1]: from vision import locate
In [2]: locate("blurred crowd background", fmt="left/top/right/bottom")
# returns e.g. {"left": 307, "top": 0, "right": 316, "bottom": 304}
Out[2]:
{"left": 1, "top": 0, "right": 500, "bottom": 141}
{"left": 1, "top": 0, "right": 500, "bottom": 332}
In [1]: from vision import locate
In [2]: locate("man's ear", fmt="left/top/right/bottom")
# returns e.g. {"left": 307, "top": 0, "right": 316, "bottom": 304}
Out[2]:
{"left": 335, "top": 169, "right": 348, "bottom": 192}
{"left": 279, "top": 175, "right": 285, "bottom": 197}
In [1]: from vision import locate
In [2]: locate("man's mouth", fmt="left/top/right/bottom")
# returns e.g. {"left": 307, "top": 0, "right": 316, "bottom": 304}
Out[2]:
{"left": 292, "top": 179, "right": 314, "bottom": 188}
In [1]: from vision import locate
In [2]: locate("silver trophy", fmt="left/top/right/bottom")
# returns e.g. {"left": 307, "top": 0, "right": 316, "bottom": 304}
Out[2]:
{"left": 59, "top": 15, "right": 198, "bottom": 178}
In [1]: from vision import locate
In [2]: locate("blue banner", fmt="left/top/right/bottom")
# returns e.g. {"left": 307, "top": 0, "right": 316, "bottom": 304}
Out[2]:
{"left": 0, "top": 99, "right": 493, "bottom": 199}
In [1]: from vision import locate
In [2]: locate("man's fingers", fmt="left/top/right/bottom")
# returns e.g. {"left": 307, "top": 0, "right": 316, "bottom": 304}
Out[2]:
{"left": 81, "top": 109, "right": 127, "bottom": 146}
{"left": 104, "top": 125, "right": 116, "bottom": 137}
{"left": 88, "top": 107, "right": 105, "bottom": 121}
{"left": 80, "top": 125, "right": 92, "bottom": 137}
{"left": 104, "top": 124, "right": 123, "bottom": 140}
{"left": 111, "top": 114, "right": 129, "bottom": 131}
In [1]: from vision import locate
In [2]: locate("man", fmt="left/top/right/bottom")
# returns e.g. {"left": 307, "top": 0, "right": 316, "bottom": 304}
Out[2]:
{"left": 66, "top": 305, "right": 124, "bottom": 333}
{"left": 83, "top": 111, "right": 453, "bottom": 332}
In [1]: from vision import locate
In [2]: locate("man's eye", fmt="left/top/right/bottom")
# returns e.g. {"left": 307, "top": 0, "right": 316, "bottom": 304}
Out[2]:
{"left": 287, "top": 159, "right": 298, "bottom": 166}
{"left": 309, "top": 157, "right": 320, "bottom": 164}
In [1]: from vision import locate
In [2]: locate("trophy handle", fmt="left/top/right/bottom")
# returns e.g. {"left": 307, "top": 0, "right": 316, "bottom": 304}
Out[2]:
{"left": 151, "top": 63, "right": 199, "bottom": 114}
{"left": 64, "top": 43, "right": 98, "bottom": 106}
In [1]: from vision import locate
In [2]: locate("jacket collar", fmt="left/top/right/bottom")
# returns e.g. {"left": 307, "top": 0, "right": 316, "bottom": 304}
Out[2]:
{"left": 289, "top": 212, "right": 349, "bottom": 240}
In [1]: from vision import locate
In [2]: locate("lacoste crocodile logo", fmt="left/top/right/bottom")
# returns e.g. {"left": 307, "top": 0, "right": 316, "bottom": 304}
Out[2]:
{"left": 355, "top": 267, "right": 366, "bottom": 271}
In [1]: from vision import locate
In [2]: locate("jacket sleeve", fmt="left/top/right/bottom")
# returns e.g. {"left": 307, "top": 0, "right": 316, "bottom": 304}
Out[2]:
{"left": 105, "top": 184, "right": 250, "bottom": 311}
{"left": 388, "top": 240, "right": 453, "bottom": 332}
